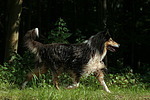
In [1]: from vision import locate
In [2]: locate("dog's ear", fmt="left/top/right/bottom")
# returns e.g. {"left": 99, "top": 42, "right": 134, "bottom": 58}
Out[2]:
{"left": 104, "top": 29, "right": 111, "bottom": 39}
{"left": 96, "top": 29, "right": 110, "bottom": 39}
{"left": 104, "top": 29, "right": 109, "bottom": 35}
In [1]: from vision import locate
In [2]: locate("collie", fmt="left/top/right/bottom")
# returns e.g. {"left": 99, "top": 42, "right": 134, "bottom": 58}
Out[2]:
{"left": 21, "top": 28, "right": 119, "bottom": 93}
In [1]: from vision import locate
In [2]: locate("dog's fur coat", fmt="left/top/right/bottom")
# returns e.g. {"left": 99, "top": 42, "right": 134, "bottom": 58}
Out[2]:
{"left": 21, "top": 28, "right": 119, "bottom": 93}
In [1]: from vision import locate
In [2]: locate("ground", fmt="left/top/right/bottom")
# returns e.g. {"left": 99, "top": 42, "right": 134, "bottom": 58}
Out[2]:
{"left": 0, "top": 83, "right": 150, "bottom": 100}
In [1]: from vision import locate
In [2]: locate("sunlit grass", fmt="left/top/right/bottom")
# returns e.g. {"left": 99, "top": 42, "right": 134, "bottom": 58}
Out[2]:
{"left": 0, "top": 82, "right": 149, "bottom": 100}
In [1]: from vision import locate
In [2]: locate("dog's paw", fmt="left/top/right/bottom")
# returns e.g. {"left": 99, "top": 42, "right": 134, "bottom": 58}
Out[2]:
{"left": 66, "top": 85, "right": 78, "bottom": 89}
{"left": 66, "top": 83, "right": 79, "bottom": 89}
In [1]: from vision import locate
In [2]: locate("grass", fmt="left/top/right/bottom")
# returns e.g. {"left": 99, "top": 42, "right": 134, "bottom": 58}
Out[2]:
{"left": 0, "top": 82, "right": 150, "bottom": 100}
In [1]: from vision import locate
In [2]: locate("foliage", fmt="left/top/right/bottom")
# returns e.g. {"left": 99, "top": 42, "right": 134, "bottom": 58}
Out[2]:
{"left": 0, "top": 51, "right": 34, "bottom": 84}
{"left": 47, "top": 18, "right": 72, "bottom": 43}
{"left": 74, "top": 29, "right": 86, "bottom": 43}
{"left": 106, "top": 73, "right": 140, "bottom": 88}
{"left": 104, "top": 67, "right": 149, "bottom": 89}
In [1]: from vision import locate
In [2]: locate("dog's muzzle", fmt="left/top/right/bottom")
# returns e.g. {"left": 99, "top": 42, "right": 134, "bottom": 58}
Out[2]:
{"left": 101, "top": 67, "right": 108, "bottom": 73}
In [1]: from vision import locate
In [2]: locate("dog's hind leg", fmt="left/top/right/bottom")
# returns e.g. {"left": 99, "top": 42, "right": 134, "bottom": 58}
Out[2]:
{"left": 66, "top": 72, "right": 80, "bottom": 89}
{"left": 21, "top": 63, "right": 48, "bottom": 89}
{"left": 94, "top": 70, "right": 111, "bottom": 93}
{"left": 51, "top": 72, "right": 60, "bottom": 90}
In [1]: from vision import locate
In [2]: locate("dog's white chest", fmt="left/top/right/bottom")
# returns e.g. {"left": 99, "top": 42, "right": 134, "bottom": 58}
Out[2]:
{"left": 82, "top": 53, "right": 105, "bottom": 76}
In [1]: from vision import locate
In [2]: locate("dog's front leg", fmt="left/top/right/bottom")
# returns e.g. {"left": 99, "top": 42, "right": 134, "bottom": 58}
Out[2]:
{"left": 94, "top": 70, "right": 111, "bottom": 93}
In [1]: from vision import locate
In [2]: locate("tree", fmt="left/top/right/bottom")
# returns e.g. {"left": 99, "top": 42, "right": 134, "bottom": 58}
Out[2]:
{"left": 4, "top": 0, "right": 23, "bottom": 62}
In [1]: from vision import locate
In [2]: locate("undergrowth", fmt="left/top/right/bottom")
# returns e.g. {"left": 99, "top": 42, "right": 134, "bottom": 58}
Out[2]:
{"left": 0, "top": 51, "right": 149, "bottom": 90}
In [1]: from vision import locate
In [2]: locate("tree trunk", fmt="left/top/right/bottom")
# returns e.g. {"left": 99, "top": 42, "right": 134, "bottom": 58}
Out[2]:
{"left": 4, "top": 0, "right": 23, "bottom": 62}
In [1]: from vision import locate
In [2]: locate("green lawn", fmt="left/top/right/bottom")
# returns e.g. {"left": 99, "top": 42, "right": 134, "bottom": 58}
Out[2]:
{"left": 0, "top": 83, "right": 149, "bottom": 100}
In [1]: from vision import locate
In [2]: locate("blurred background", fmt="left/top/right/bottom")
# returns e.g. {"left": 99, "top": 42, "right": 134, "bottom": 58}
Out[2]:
{"left": 0, "top": 0, "right": 150, "bottom": 74}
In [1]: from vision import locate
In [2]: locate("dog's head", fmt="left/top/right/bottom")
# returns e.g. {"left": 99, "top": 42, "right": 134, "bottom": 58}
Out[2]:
{"left": 103, "top": 30, "right": 120, "bottom": 52}
{"left": 105, "top": 38, "right": 120, "bottom": 52}
{"left": 85, "top": 29, "right": 120, "bottom": 53}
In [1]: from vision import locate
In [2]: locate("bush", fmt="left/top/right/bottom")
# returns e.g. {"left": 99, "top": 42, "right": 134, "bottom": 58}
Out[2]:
{"left": 47, "top": 18, "right": 72, "bottom": 43}
{"left": 105, "top": 70, "right": 150, "bottom": 89}
{"left": 0, "top": 51, "right": 34, "bottom": 84}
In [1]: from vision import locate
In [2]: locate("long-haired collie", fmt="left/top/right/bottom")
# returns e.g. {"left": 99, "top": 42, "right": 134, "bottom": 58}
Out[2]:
{"left": 21, "top": 28, "right": 119, "bottom": 93}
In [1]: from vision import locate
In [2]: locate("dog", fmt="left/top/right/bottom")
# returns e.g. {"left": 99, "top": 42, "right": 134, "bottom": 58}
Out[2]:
{"left": 21, "top": 28, "right": 119, "bottom": 93}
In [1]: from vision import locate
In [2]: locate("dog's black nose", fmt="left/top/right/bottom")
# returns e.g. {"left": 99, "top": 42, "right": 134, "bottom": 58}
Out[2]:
{"left": 102, "top": 67, "right": 108, "bottom": 72}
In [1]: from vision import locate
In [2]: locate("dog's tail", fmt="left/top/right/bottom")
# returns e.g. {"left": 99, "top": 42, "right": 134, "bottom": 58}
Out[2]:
{"left": 24, "top": 28, "right": 41, "bottom": 54}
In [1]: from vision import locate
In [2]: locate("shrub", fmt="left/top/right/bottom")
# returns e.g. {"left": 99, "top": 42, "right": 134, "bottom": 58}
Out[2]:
{"left": 0, "top": 51, "right": 34, "bottom": 84}
{"left": 47, "top": 18, "right": 72, "bottom": 43}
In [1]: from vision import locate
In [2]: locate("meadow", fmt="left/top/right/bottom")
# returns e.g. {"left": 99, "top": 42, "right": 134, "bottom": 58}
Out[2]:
{"left": 0, "top": 82, "right": 150, "bottom": 100}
